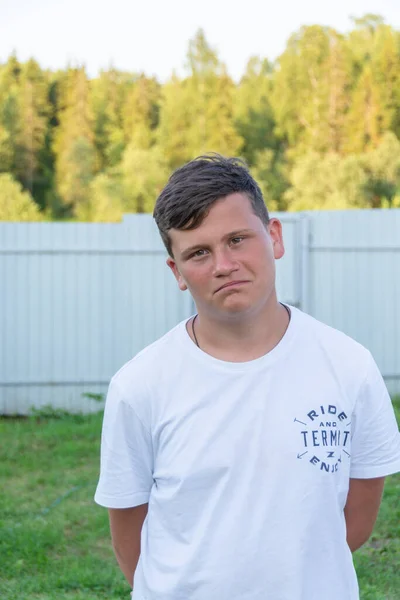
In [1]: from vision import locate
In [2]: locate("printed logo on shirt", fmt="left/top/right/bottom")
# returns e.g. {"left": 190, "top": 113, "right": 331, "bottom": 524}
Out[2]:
{"left": 294, "top": 404, "right": 351, "bottom": 473}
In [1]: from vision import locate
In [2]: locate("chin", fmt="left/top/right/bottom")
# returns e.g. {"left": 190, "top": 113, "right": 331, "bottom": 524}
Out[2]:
{"left": 218, "top": 299, "right": 254, "bottom": 316}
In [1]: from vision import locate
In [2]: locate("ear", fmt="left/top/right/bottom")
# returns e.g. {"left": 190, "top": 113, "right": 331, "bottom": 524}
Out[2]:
{"left": 166, "top": 257, "right": 188, "bottom": 291}
{"left": 268, "top": 219, "right": 285, "bottom": 260}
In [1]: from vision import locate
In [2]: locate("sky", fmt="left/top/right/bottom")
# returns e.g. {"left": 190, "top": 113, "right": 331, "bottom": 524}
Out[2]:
{"left": 1, "top": 0, "right": 400, "bottom": 82}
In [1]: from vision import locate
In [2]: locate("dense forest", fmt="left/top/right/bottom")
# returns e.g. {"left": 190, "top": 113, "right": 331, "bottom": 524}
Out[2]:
{"left": 1, "top": 14, "right": 400, "bottom": 221}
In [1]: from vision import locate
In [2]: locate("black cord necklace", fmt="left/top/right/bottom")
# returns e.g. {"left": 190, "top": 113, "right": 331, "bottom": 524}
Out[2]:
{"left": 191, "top": 304, "right": 291, "bottom": 350}
{"left": 191, "top": 314, "right": 200, "bottom": 348}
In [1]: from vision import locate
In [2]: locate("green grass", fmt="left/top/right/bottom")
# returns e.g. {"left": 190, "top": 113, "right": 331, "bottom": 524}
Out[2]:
{"left": 0, "top": 412, "right": 127, "bottom": 600}
{"left": 1, "top": 401, "right": 399, "bottom": 600}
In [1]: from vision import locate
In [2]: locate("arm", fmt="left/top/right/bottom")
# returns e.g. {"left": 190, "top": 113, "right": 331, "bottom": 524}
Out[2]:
{"left": 344, "top": 477, "right": 385, "bottom": 552}
{"left": 109, "top": 503, "right": 148, "bottom": 587}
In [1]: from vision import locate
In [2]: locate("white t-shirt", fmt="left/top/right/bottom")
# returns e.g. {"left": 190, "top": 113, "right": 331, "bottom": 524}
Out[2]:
{"left": 95, "top": 306, "right": 400, "bottom": 600}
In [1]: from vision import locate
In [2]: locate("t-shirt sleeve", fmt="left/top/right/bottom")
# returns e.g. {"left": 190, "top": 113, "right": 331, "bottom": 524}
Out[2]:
{"left": 94, "top": 376, "right": 153, "bottom": 508}
{"left": 350, "top": 352, "right": 400, "bottom": 479}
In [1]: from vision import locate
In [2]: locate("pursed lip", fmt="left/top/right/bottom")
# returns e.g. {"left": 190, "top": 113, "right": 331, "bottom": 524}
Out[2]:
{"left": 215, "top": 280, "right": 250, "bottom": 293}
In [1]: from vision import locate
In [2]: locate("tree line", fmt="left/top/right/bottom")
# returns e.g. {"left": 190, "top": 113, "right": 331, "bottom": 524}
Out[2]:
{"left": 1, "top": 14, "right": 400, "bottom": 221}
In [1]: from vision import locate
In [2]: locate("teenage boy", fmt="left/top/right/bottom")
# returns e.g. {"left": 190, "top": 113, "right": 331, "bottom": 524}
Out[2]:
{"left": 95, "top": 154, "right": 400, "bottom": 600}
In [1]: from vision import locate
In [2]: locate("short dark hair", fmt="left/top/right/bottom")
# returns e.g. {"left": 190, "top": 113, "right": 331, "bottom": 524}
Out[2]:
{"left": 153, "top": 153, "right": 270, "bottom": 257}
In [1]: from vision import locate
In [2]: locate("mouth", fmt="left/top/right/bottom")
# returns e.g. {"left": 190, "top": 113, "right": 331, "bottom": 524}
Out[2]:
{"left": 215, "top": 280, "right": 250, "bottom": 293}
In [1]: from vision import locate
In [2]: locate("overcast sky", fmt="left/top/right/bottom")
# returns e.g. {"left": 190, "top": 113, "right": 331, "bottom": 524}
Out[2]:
{"left": 1, "top": 0, "right": 399, "bottom": 81}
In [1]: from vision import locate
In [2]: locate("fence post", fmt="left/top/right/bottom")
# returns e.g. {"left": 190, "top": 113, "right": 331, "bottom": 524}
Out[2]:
{"left": 299, "top": 213, "right": 312, "bottom": 314}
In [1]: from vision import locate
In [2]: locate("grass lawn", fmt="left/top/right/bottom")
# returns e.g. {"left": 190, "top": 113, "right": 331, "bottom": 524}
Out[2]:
{"left": 1, "top": 401, "right": 399, "bottom": 600}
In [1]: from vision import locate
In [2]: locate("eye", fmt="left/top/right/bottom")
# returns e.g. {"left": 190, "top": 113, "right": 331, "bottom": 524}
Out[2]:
{"left": 230, "top": 236, "right": 244, "bottom": 245}
{"left": 191, "top": 249, "right": 208, "bottom": 258}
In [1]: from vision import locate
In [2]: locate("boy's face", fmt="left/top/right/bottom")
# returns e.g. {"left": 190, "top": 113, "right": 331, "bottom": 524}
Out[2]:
{"left": 166, "top": 193, "right": 285, "bottom": 319}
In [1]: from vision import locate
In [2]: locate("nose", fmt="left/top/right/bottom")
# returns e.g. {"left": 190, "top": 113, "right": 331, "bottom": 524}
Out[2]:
{"left": 212, "top": 248, "right": 239, "bottom": 277}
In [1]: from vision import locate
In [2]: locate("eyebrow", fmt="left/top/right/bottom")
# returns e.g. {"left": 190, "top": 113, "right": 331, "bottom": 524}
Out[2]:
{"left": 180, "top": 229, "right": 254, "bottom": 259}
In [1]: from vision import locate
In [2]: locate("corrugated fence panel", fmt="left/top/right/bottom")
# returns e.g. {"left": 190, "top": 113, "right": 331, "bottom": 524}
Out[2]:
{"left": 273, "top": 213, "right": 301, "bottom": 307}
{"left": 308, "top": 209, "right": 400, "bottom": 396}
{"left": 0, "top": 217, "right": 193, "bottom": 414}
{"left": 1, "top": 209, "right": 399, "bottom": 414}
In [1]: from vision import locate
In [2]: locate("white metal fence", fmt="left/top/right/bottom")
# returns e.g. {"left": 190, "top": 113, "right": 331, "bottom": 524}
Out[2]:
{"left": 1, "top": 209, "right": 399, "bottom": 414}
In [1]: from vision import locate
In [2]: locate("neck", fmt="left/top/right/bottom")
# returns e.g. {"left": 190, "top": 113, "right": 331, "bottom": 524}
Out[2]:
{"left": 188, "top": 298, "right": 290, "bottom": 363}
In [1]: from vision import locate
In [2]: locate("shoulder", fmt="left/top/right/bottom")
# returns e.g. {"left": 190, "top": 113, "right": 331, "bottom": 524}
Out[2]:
{"left": 110, "top": 318, "right": 188, "bottom": 396}
{"left": 295, "top": 306, "right": 370, "bottom": 355}
{"left": 291, "top": 306, "right": 373, "bottom": 380}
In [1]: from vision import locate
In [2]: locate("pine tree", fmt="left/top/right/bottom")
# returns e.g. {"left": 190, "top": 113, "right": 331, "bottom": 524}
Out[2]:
{"left": 90, "top": 68, "right": 129, "bottom": 170}
{"left": 284, "top": 152, "right": 367, "bottom": 211}
{"left": 0, "top": 55, "right": 21, "bottom": 175}
{"left": 272, "top": 26, "right": 351, "bottom": 155}
{"left": 325, "top": 32, "right": 352, "bottom": 153}
{"left": 185, "top": 30, "right": 242, "bottom": 157}
{"left": 234, "top": 57, "right": 277, "bottom": 166}
{"left": 272, "top": 26, "right": 330, "bottom": 154}
{"left": 0, "top": 172, "right": 43, "bottom": 220}
{"left": 75, "top": 172, "right": 124, "bottom": 221}
{"left": 347, "top": 14, "right": 385, "bottom": 69}
{"left": 362, "top": 131, "right": 400, "bottom": 207}
{"left": 370, "top": 25, "right": 400, "bottom": 138}
{"left": 271, "top": 32, "right": 302, "bottom": 149}
{"left": 344, "top": 64, "right": 381, "bottom": 153}
{"left": 201, "top": 68, "right": 243, "bottom": 157}
{"left": 158, "top": 30, "right": 242, "bottom": 169}
{"left": 157, "top": 74, "right": 194, "bottom": 169}
{"left": 122, "top": 74, "right": 160, "bottom": 149}
{"left": 16, "top": 59, "right": 50, "bottom": 193}
{"left": 120, "top": 145, "right": 168, "bottom": 213}
{"left": 53, "top": 67, "right": 97, "bottom": 216}
{"left": 251, "top": 149, "right": 290, "bottom": 211}
{"left": 343, "top": 16, "right": 399, "bottom": 153}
